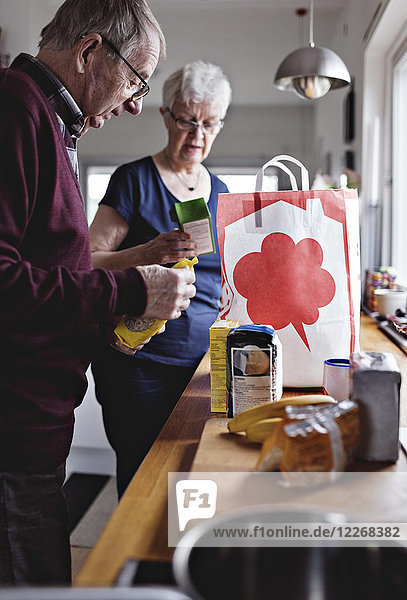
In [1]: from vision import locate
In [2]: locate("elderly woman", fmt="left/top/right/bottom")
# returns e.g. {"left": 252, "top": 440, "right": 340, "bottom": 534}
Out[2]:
{"left": 90, "top": 60, "right": 232, "bottom": 496}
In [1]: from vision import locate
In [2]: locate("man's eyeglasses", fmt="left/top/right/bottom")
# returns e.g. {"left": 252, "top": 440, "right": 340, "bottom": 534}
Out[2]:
{"left": 100, "top": 35, "right": 150, "bottom": 101}
{"left": 165, "top": 108, "right": 224, "bottom": 135}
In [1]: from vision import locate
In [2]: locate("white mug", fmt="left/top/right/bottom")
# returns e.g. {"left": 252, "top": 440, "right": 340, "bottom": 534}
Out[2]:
{"left": 323, "top": 358, "right": 350, "bottom": 401}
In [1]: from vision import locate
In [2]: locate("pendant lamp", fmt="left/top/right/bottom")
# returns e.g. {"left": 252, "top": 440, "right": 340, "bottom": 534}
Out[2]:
{"left": 274, "top": 0, "right": 350, "bottom": 100}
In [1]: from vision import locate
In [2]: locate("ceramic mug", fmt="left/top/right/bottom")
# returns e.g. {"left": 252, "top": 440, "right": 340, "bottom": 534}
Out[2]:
{"left": 323, "top": 358, "right": 350, "bottom": 401}
{"left": 373, "top": 288, "right": 407, "bottom": 317}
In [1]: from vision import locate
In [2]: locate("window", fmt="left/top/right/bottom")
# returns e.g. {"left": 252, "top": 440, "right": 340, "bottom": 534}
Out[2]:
{"left": 362, "top": 0, "right": 407, "bottom": 287}
{"left": 211, "top": 167, "right": 278, "bottom": 193}
{"left": 392, "top": 47, "right": 407, "bottom": 284}
{"left": 85, "top": 166, "right": 117, "bottom": 225}
{"left": 84, "top": 165, "right": 279, "bottom": 225}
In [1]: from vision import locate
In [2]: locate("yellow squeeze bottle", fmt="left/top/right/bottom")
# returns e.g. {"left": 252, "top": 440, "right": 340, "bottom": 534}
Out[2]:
{"left": 113, "top": 257, "right": 198, "bottom": 349}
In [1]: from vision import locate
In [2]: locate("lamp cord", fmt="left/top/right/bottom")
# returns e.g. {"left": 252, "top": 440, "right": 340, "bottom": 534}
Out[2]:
{"left": 309, "top": 0, "right": 315, "bottom": 47}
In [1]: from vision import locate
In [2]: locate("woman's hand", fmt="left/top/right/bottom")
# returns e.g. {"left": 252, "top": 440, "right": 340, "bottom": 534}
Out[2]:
{"left": 90, "top": 203, "right": 198, "bottom": 269}
{"left": 133, "top": 229, "right": 198, "bottom": 265}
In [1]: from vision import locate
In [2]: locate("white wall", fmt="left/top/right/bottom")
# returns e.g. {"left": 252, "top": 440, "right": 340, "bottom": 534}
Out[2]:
{"left": 0, "top": 0, "right": 44, "bottom": 60}
{"left": 1, "top": 0, "right": 377, "bottom": 184}
{"left": 79, "top": 104, "right": 316, "bottom": 176}
{"left": 67, "top": 369, "right": 115, "bottom": 477}
{"left": 313, "top": 0, "right": 381, "bottom": 182}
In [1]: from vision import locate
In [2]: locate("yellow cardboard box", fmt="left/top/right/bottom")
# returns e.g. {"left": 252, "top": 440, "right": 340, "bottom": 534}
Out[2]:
{"left": 210, "top": 320, "right": 239, "bottom": 412}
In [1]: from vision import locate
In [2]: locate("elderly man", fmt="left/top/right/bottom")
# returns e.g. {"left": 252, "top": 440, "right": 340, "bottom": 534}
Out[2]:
{"left": 0, "top": 0, "right": 195, "bottom": 586}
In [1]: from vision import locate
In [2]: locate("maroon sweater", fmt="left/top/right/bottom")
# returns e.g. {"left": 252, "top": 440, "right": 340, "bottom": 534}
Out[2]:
{"left": 0, "top": 68, "right": 146, "bottom": 471}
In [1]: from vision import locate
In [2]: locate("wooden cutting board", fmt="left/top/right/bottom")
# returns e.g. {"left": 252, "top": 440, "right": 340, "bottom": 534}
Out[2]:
{"left": 191, "top": 417, "right": 261, "bottom": 472}
{"left": 190, "top": 420, "right": 407, "bottom": 524}
{"left": 191, "top": 419, "right": 407, "bottom": 474}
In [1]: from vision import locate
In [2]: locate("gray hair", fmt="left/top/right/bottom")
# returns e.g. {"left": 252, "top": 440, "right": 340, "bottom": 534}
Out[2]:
{"left": 39, "top": 0, "right": 166, "bottom": 61}
{"left": 162, "top": 60, "right": 232, "bottom": 118}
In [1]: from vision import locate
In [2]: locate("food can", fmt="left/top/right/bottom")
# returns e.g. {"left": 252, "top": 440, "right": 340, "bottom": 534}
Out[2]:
{"left": 226, "top": 324, "right": 283, "bottom": 417}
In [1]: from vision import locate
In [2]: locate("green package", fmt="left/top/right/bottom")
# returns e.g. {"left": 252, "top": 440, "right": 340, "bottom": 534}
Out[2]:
{"left": 169, "top": 197, "right": 215, "bottom": 255}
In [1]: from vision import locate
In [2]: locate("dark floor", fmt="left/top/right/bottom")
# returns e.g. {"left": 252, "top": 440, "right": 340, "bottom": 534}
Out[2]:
{"left": 63, "top": 473, "right": 110, "bottom": 532}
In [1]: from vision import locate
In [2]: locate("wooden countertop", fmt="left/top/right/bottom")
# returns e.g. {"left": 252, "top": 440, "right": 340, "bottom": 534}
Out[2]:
{"left": 75, "top": 314, "right": 407, "bottom": 586}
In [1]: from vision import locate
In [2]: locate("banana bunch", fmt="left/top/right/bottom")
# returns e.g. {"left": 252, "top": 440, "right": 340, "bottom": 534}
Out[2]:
{"left": 245, "top": 417, "right": 283, "bottom": 443}
{"left": 228, "top": 395, "right": 337, "bottom": 440}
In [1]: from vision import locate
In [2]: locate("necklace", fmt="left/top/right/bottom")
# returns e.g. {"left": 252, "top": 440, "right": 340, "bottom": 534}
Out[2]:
{"left": 164, "top": 152, "right": 201, "bottom": 191}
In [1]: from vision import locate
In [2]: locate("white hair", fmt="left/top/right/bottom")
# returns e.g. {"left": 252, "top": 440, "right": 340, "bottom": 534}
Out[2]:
{"left": 39, "top": 0, "right": 166, "bottom": 62}
{"left": 162, "top": 60, "right": 232, "bottom": 118}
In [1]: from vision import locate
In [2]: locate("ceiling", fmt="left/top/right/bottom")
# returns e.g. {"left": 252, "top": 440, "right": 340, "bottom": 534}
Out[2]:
{"left": 43, "top": 0, "right": 350, "bottom": 106}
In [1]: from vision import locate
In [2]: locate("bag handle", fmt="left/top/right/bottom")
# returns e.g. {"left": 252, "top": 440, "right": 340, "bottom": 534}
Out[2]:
{"left": 255, "top": 154, "right": 310, "bottom": 192}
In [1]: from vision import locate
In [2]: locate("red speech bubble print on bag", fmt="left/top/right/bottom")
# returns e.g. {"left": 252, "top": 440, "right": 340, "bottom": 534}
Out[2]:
{"left": 233, "top": 232, "right": 336, "bottom": 350}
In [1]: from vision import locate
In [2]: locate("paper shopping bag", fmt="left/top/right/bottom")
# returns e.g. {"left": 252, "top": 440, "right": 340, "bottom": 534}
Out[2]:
{"left": 217, "top": 155, "right": 360, "bottom": 388}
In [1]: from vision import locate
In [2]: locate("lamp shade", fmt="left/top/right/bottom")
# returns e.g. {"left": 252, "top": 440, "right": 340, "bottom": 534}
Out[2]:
{"left": 274, "top": 45, "right": 351, "bottom": 100}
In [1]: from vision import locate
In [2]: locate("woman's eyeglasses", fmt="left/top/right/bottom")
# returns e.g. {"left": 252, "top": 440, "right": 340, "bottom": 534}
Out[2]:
{"left": 100, "top": 35, "right": 150, "bottom": 101}
{"left": 165, "top": 108, "right": 224, "bottom": 135}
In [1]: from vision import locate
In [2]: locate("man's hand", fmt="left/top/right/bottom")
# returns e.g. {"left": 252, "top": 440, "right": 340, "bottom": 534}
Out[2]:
{"left": 104, "top": 315, "right": 149, "bottom": 355}
{"left": 109, "top": 333, "right": 151, "bottom": 356}
{"left": 106, "top": 320, "right": 166, "bottom": 356}
{"left": 137, "top": 264, "right": 196, "bottom": 320}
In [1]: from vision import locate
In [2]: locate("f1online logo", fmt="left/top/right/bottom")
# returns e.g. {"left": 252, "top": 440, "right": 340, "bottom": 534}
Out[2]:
{"left": 176, "top": 480, "right": 217, "bottom": 531}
